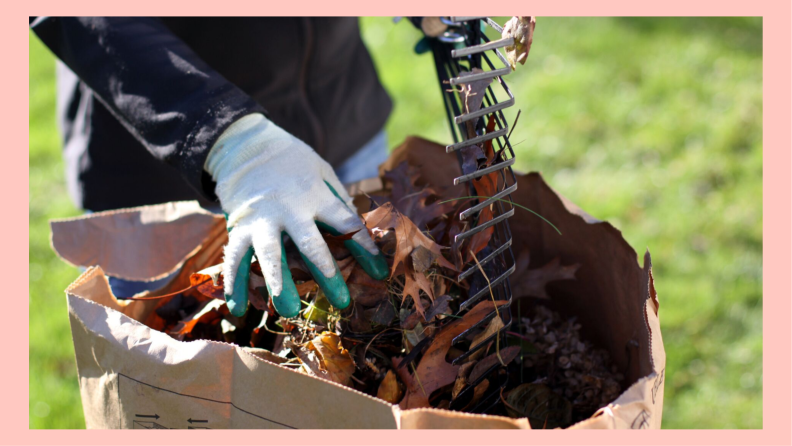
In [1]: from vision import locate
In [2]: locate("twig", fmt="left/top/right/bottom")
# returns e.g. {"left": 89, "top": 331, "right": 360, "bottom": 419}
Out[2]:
{"left": 506, "top": 109, "right": 521, "bottom": 141}
{"left": 506, "top": 330, "right": 533, "bottom": 342}
{"left": 121, "top": 277, "right": 211, "bottom": 300}
{"left": 259, "top": 312, "right": 290, "bottom": 336}
{"left": 426, "top": 271, "right": 462, "bottom": 287}
{"left": 363, "top": 327, "right": 401, "bottom": 358}
{"left": 440, "top": 196, "right": 562, "bottom": 235}
{"left": 411, "top": 363, "right": 428, "bottom": 398}
{"left": 398, "top": 186, "right": 432, "bottom": 204}
{"left": 470, "top": 249, "right": 506, "bottom": 366}
{"left": 260, "top": 325, "right": 290, "bottom": 336}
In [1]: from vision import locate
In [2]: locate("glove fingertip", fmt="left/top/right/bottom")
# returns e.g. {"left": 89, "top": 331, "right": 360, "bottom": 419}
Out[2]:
{"left": 364, "top": 252, "right": 390, "bottom": 281}
{"left": 269, "top": 279, "right": 302, "bottom": 318}
{"left": 325, "top": 278, "right": 351, "bottom": 310}
{"left": 269, "top": 248, "right": 302, "bottom": 318}
{"left": 225, "top": 246, "right": 254, "bottom": 317}
{"left": 345, "top": 239, "right": 389, "bottom": 281}
{"left": 226, "top": 294, "right": 249, "bottom": 318}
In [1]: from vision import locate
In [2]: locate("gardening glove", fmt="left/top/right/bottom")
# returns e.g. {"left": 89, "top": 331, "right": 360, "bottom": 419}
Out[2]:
{"left": 204, "top": 113, "right": 388, "bottom": 318}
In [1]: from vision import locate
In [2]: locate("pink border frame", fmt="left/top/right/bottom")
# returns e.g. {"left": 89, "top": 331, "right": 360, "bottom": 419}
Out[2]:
{"left": 15, "top": 1, "right": 790, "bottom": 444}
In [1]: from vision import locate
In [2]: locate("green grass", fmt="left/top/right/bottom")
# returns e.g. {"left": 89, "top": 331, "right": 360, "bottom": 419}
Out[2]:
{"left": 29, "top": 17, "right": 762, "bottom": 429}
{"left": 29, "top": 31, "right": 84, "bottom": 428}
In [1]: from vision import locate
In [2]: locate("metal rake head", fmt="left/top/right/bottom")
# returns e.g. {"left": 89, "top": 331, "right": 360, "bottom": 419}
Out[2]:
{"left": 426, "top": 17, "right": 520, "bottom": 369}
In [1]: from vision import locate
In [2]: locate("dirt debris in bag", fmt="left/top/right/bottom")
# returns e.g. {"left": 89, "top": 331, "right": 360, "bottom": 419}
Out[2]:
{"left": 509, "top": 305, "right": 624, "bottom": 427}
{"left": 133, "top": 139, "right": 628, "bottom": 429}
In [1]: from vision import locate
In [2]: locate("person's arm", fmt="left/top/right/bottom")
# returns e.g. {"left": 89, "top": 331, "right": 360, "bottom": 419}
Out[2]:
{"left": 29, "top": 16, "right": 266, "bottom": 198}
{"left": 31, "top": 17, "right": 388, "bottom": 318}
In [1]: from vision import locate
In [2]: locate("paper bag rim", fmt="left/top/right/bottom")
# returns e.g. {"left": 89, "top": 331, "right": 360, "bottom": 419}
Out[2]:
{"left": 50, "top": 201, "right": 224, "bottom": 282}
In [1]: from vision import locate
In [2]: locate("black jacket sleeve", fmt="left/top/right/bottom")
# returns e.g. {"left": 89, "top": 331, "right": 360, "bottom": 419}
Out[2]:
{"left": 29, "top": 16, "right": 267, "bottom": 198}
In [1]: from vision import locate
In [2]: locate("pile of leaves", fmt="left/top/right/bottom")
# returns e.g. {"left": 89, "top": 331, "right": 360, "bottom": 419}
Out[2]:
{"left": 131, "top": 54, "right": 625, "bottom": 425}
{"left": 135, "top": 154, "right": 624, "bottom": 428}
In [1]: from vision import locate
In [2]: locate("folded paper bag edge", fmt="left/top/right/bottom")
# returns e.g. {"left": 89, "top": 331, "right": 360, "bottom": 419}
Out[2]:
{"left": 51, "top": 201, "right": 225, "bottom": 281}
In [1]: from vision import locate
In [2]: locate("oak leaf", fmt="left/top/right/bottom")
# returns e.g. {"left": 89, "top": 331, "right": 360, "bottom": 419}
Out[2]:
{"left": 363, "top": 202, "right": 455, "bottom": 318}
{"left": 383, "top": 162, "right": 455, "bottom": 232}
{"left": 302, "top": 332, "right": 356, "bottom": 386}
{"left": 346, "top": 262, "right": 388, "bottom": 307}
{"left": 396, "top": 300, "right": 506, "bottom": 409}
{"left": 468, "top": 346, "right": 520, "bottom": 384}
{"left": 377, "top": 370, "right": 403, "bottom": 404}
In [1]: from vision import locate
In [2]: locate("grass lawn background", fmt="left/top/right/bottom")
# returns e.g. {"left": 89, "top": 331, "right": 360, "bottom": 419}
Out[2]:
{"left": 29, "top": 17, "right": 762, "bottom": 428}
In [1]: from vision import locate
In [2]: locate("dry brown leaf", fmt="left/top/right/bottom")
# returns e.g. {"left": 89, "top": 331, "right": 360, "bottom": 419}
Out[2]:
{"left": 139, "top": 264, "right": 221, "bottom": 331}
{"left": 468, "top": 346, "right": 521, "bottom": 384}
{"left": 346, "top": 262, "right": 388, "bottom": 307}
{"left": 170, "top": 300, "right": 227, "bottom": 341}
{"left": 400, "top": 294, "right": 451, "bottom": 329}
{"left": 377, "top": 370, "right": 403, "bottom": 404}
{"left": 364, "top": 298, "right": 396, "bottom": 326}
{"left": 400, "top": 266, "right": 436, "bottom": 318}
{"left": 456, "top": 69, "right": 492, "bottom": 175}
{"left": 293, "top": 346, "right": 324, "bottom": 378}
{"left": 464, "top": 115, "right": 500, "bottom": 262}
{"left": 457, "top": 68, "right": 493, "bottom": 116}
{"left": 378, "top": 136, "right": 465, "bottom": 202}
{"left": 304, "top": 332, "right": 356, "bottom": 386}
{"left": 467, "top": 314, "right": 505, "bottom": 362}
{"left": 363, "top": 202, "right": 455, "bottom": 317}
{"left": 295, "top": 280, "right": 317, "bottom": 296}
{"left": 125, "top": 266, "right": 219, "bottom": 302}
{"left": 347, "top": 301, "right": 373, "bottom": 333}
{"left": 502, "top": 16, "right": 536, "bottom": 70}
{"left": 337, "top": 256, "right": 356, "bottom": 281}
{"left": 321, "top": 229, "right": 359, "bottom": 260}
{"left": 512, "top": 252, "right": 580, "bottom": 299}
{"left": 397, "top": 300, "right": 506, "bottom": 409}
{"left": 411, "top": 245, "right": 436, "bottom": 274}
{"left": 383, "top": 161, "right": 455, "bottom": 232}
{"left": 424, "top": 294, "right": 451, "bottom": 321}
{"left": 451, "top": 361, "right": 477, "bottom": 400}
{"left": 190, "top": 264, "right": 224, "bottom": 301}
{"left": 460, "top": 379, "right": 490, "bottom": 412}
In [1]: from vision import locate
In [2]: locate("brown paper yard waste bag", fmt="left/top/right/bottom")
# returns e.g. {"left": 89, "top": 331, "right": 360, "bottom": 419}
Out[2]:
{"left": 53, "top": 137, "right": 665, "bottom": 429}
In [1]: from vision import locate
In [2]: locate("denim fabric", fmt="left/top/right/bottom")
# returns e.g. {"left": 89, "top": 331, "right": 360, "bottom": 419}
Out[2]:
{"left": 107, "top": 274, "right": 176, "bottom": 299}
{"left": 334, "top": 130, "right": 389, "bottom": 185}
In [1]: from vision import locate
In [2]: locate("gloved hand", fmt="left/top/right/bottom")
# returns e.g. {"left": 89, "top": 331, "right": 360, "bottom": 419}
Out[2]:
{"left": 204, "top": 113, "right": 388, "bottom": 318}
